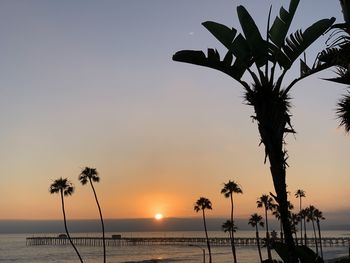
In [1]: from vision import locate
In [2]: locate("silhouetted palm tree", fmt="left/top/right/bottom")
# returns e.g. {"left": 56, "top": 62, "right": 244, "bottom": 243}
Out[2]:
{"left": 79, "top": 167, "right": 106, "bottom": 263}
{"left": 295, "top": 189, "right": 306, "bottom": 245}
{"left": 290, "top": 213, "right": 300, "bottom": 245}
{"left": 257, "top": 194, "right": 276, "bottom": 261}
{"left": 272, "top": 201, "right": 294, "bottom": 242}
{"left": 49, "top": 178, "right": 83, "bottom": 263}
{"left": 299, "top": 208, "right": 308, "bottom": 246}
{"left": 222, "top": 220, "right": 238, "bottom": 249}
{"left": 221, "top": 180, "right": 242, "bottom": 263}
{"left": 248, "top": 213, "right": 264, "bottom": 263}
{"left": 314, "top": 208, "right": 325, "bottom": 259}
{"left": 306, "top": 205, "right": 318, "bottom": 255}
{"left": 173, "top": 2, "right": 335, "bottom": 261}
{"left": 194, "top": 197, "right": 213, "bottom": 263}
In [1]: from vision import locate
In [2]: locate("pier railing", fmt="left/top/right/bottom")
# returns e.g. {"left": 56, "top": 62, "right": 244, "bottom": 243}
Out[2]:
{"left": 26, "top": 236, "right": 350, "bottom": 247}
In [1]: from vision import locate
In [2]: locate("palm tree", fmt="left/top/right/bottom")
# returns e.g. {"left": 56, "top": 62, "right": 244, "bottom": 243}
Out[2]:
{"left": 222, "top": 220, "right": 238, "bottom": 244}
{"left": 79, "top": 167, "right": 106, "bottom": 263}
{"left": 257, "top": 194, "right": 276, "bottom": 261}
{"left": 272, "top": 201, "right": 294, "bottom": 243}
{"left": 299, "top": 208, "right": 308, "bottom": 246}
{"left": 248, "top": 213, "right": 264, "bottom": 263}
{"left": 173, "top": 2, "right": 335, "bottom": 261}
{"left": 290, "top": 213, "right": 300, "bottom": 245}
{"left": 314, "top": 208, "right": 325, "bottom": 259}
{"left": 194, "top": 197, "right": 213, "bottom": 263}
{"left": 221, "top": 180, "right": 243, "bottom": 263}
{"left": 306, "top": 205, "right": 319, "bottom": 255}
{"left": 49, "top": 177, "right": 83, "bottom": 263}
{"left": 295, "top": 189, "right": 306, "bottom": 245}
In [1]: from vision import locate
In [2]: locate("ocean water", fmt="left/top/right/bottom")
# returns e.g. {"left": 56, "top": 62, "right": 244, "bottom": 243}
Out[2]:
{"left": 1, "top": 231, "right": 349, "bottom": 262}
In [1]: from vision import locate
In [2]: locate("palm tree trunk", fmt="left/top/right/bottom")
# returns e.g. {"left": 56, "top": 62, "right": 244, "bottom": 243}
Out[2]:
{"left": 280, "top": 220, "right": 284, "bottom": 242}
{"left": 260, "top": 123, "right": 297, "bottom": 262}
{"left": 317, "top": 219, "right": 323, "bottom": 258}
{"left": 256, "top": 226, "right": 263, "bottom": 263}
{"left": 294, "top": 231, "right": 298, "bottom": 246}
{"left": 264, "top": 208, "right": 272, "bottom": 261}
{"left": 230, "top": 194, "right": 237, "bottom": 263}
{"left": 303, "top": 217, "right": 307, "bottom": 246}
{"left": 311, "top": 219, "right": 318, "bottom": 255}
{"left": 89, "top": 179, "right": 106, "bottom": 263}
{"left": 269, "top": 158, "right": 297, "bottom": 263}
{"left": 202, "top": 210, "right": 212, "bottom": 263}
{"left": 299, "top": 197, "right": 303, "bottom": 246}
{"left": 60, "top": 191, "right": 83, "bottom": 263}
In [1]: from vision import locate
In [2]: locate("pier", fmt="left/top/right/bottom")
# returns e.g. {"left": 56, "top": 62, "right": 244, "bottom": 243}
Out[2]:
{"left": 26, "top": 236, "right": 350, "bottom": 247}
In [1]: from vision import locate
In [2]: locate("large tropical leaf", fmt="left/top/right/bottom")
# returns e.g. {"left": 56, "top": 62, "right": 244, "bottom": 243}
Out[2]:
{"left": 276, "top": 18, "right": 335, "bottom": 69}
{"left": 172, "top": 49, "right": 246, "bottom": 80}
{"left": 202, "top": 21, "right": 237, "bottom": 50}
{"left": 231, "top": 33, "right": 253, "bottom": 68}
{"left": 237, "top": 5, "right": 268, "bottom": 67}
{"left": 269, "top": 0, "right": 300, "bottom": 49}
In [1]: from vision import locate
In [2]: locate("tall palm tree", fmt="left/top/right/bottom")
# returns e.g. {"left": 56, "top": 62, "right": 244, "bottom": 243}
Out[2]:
{"left": 257, "top": 194, "right": 276, "bottom": 261}
{"left": 295, "top": 189, "right": 306, "bottom": 245}
{"left": 79, "top": 167, "right": 106, "bottom": 263}
{"left": 194, "top": 197, "right": 213, "bottom": 263}
{"left": 173, "top": 2, "right": 335, "bottom": 261}
{"left": 49, "top": 178, "right": 83, "bottom": 263}
{"left": 306, "top": 205, "right": 318, "bottom": 255}
{"left": 221, "top": 180, "right": 243, "bottom": 263}
{"left": 314, "top": 208, "right": 325, "bottom": 259}
{"left": 248, "top": 213, "right": 264, "bottom": 263}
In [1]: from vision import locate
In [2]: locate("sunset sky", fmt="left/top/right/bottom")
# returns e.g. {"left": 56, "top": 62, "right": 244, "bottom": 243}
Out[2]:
{"left": 0, "top": 0, "right": 349, "bottom": 222}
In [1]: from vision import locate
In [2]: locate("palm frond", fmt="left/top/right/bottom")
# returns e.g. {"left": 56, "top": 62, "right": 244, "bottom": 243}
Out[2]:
{"left": 324, "top": 68, "right": 350, "bottom": 84}
{"left": 336, "top": 92, "right": 350, "bottom": 132}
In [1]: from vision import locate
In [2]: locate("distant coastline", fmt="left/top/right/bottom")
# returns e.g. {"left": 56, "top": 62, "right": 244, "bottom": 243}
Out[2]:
{"left": 1, "top": 218, "right": 349, "bottom": 234}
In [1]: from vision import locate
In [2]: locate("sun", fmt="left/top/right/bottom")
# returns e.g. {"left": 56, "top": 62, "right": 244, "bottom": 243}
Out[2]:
{"left": 154, "top": 213, "right": 163, "bottom": 220}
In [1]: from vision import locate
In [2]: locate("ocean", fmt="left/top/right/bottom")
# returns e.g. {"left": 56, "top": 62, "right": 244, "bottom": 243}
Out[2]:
{"left": 1, "top": 231, "right": 349, "bottom": 262}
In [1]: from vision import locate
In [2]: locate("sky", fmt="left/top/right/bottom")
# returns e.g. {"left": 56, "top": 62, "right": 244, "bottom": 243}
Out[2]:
{"left": 0, "top": 0, "right": 349, "bottom": 223}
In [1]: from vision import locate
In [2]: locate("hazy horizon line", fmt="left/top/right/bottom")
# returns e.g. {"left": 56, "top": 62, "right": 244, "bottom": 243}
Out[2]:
{"left": 0, "top": 217, "right": 349, "bottom": 234}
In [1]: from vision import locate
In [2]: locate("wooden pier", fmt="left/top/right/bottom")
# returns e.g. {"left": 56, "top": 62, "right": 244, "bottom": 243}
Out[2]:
{"left": 26, "top": 236, "right": 350, "bottom": 248}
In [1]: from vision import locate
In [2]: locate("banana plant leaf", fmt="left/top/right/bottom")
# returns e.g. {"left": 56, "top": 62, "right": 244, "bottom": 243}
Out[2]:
{"left": 172, "top": 49, "right": 246, "bottom": 81}
{"left": 237, "top": 5, "right": 268, "bottom": 67}
{"left": 269, "top": 0, "right": 300, "bottom": 49}
{"left": 202, "top": 21, "right": 237, "bottom": 51}
{"left": 275, "top": 18, "right": 336, "bottom": 69}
